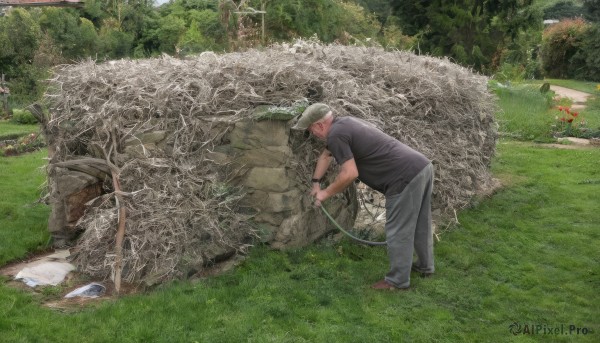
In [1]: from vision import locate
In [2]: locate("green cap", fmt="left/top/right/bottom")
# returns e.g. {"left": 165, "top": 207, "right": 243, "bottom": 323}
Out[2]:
{"left": 291, "top": 103, "right": 331, "bottom": 130}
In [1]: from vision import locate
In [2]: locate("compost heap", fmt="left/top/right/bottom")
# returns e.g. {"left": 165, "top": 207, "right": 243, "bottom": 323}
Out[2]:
{"left": 44, "top": 40, "right": 497, "bottom": 285}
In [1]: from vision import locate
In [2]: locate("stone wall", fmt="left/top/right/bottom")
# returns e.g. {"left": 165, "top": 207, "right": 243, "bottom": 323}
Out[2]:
{"left": 48, "top": 118, "right": 358, "bottom": 252}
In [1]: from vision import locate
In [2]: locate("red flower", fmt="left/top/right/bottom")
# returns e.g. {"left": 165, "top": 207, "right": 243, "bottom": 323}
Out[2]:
{"left": 558, "top": 106, "right": 564, "bottom": 111}
{"left": 572, "top": 112, "right": 579, "bottom": 117}
{"left": 566, "top": 108, "right": 571, "bottom": 114}
{"left": 567, "top": 118, "right": 574, "bottom": 123}
{"left": 560, "top": 117, "right": 566, "bottom": 122}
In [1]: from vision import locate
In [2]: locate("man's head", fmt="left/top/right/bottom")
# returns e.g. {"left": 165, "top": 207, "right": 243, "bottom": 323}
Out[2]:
{"left": 292, "top": 103, "right": 333, "bottom": 140}
{"left": 292, "top": 103, "right": 331, "bottom": 131}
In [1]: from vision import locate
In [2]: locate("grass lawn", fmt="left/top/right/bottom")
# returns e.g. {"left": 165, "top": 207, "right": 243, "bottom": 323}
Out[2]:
{"left": 0, "top": 149, "right": 50, "bottom": 265}
{"left": 0, "top": 141, "right": 598, "bottom": 342}
{"left": 542, "top": 79, "right": 599, "bottom": 95}
{"left": 0, "top": 120, "right": 40, "bottom": 141}
{"left": 498, "top": 80, "right": 600, "bottom": 139}
{"left": 1, "top": 81, "right": 599, "bottom": 341}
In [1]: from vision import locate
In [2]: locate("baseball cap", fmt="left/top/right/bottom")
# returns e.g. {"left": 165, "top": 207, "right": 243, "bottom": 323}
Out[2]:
{"left": 291, "top": 103, "right": 331, "bottom": 130}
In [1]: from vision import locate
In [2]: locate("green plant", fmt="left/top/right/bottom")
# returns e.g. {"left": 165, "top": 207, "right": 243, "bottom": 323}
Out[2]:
{"left": 494, "top": 63, "right": 526, "bottom": 83}
{"left": 552, "top": 104, "right": 600, "bottom": 138}
{"left": 553, "top": 105, "right": 583, "bottom": 136}
{"left": 491, "top": 82, "right": 555, "bottom": 141}
{"left": 10, "top": 108, "right": 38, "bottom": 125}
{"left": 0, "top": 132, "right": 46, "bottom": 156}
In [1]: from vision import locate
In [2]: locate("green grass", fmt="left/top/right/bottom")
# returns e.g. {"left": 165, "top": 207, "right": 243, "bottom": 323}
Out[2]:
{"left": 0, "top": 120, "right": 40, "bottom": 140}
{"left": 0, "top": 142, "right": 598, "bottom": 342}
{"left": 579, "top": 94, "right": 600, "bottom": 133}
{"left": 0, "top": 149, "right": 50, "bottom": 265}
{"left": 493, "top": 84, "right": 555, "bottom": 141}
{"left": 542, "top": 79, "right": 600, "bottom": 95}
{"left": 1, "top": 87, "right": 599, "bottom": 341}
{"left": 498, "top": 79, "right": 600, "bottom": 139}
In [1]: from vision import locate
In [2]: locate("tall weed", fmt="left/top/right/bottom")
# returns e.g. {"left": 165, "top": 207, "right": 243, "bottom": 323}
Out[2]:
{"left": 491, "top": 82, "right": 555, "bottom": 141}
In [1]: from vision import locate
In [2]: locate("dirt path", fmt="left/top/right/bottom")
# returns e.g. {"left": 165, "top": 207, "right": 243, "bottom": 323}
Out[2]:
{"left": 550, "top": 85, "right": 592, "bottom": 109}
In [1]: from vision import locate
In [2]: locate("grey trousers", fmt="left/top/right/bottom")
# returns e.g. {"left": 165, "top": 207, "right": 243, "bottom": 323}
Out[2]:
{"left": 384, "top": 163, "right": 434, "bottom": 289}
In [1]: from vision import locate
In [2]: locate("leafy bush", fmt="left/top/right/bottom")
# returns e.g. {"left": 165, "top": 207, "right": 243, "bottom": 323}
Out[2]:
{"left": 10, "top": 109, "right": 38, "bottom": 125}
{"left": 540, "top": 18, "right": 591, "bottom": 78}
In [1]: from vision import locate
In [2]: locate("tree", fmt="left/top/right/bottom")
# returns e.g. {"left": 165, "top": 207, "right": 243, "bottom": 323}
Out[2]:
{"left": 38, "top": 8, "right": 99, "bottom": 59}
{"left": 242, "top": 0, "right": 379, "bottom": 43}
{"left": 351, "top": 0, "right": 392, "bottom": 32}
{"left": 98, "top": 17, "right": 135, "bottom": 58}
{"left": 0, "top": 8, "right": 41, "bottom": 66}
{"left": 179, "top": 20, "right": 210, "bottom": 54}
{"left": 156, "top": 14, "right": 187, "bottom": 54}
{"left": 0, "top": 8, "right": 45, "bottom": 103}
{"left": 391, "top": 0, "right": 540, "bottom": 73}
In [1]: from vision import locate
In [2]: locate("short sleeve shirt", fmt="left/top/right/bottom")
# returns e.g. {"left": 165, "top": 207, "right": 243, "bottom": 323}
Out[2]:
{"left": 327, "top": 117, "right": 430, "bottom": 196}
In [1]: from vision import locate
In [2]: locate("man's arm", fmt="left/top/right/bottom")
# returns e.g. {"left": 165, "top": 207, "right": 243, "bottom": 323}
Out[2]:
{"left": 311, "top": 149, "right": 333, "bottom": 195}
{"left": 314, "top": 158, "right": 359, "bottom": 207}
{"left": 313, "top": 149, "right": 333, "bottom": 181}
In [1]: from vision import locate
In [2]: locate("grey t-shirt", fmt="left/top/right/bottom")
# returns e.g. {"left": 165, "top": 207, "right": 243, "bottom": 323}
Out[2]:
{"left": 327, "top": 117, "right": 430, "bottom": 196}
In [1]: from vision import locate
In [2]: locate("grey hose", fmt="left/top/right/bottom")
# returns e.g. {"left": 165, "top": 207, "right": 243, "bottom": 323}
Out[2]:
{"left": 320, "top": 206, "right": 387, "bottom": 246}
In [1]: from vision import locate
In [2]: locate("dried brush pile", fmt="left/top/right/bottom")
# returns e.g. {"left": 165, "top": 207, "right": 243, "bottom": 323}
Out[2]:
{"left": 45, "top": 40, "right": 497, "bottom": 285}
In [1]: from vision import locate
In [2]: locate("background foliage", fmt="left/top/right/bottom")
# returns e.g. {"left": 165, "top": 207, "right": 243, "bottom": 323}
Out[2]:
{"left": 1, "top": 0, "right": 600, "bottom": 107}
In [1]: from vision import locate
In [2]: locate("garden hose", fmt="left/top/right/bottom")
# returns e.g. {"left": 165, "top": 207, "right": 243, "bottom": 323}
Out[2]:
{"left": 320, "top": 206, "right": 387, "bottom": 246}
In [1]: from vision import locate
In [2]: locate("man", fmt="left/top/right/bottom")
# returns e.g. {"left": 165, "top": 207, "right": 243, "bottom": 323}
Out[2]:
{"left": 292, "top": 103, "right": 434, "bottom": 290}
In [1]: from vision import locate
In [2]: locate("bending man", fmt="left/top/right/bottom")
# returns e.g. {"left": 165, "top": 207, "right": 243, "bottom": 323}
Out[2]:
{"left": 292, "top": 103, "right": 434, "bottom": 290}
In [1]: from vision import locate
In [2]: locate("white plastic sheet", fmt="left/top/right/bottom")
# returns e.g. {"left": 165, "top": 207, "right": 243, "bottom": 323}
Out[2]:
{"left": 13, "top": 250, "right": 75, "bottom": 287}
{"left": 15, "top": 261, "right": 75, "bottom": 287}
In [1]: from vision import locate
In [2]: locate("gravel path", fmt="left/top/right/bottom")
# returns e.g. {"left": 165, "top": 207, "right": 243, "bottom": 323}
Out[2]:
{"left": 550, "top": 85, "right": 593, "bottom": 109}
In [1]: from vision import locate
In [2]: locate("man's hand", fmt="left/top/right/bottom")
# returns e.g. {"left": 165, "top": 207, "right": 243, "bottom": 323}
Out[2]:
{"left": 313, "top": 189, "right": 329, "bottom": 207}
{"left": 310, "top": 182, "right": 320, "bottom": 197}
{"left": 310, "top": 158, "right": 358, "bottom": 207}
{"left": 311, "top": 183, "right": 328, "bottom": 207}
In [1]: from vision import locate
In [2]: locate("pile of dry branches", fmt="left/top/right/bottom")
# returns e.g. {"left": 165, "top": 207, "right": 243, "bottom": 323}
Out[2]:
{"left": 45, "top": 40, "right": 497, "bottom": 285}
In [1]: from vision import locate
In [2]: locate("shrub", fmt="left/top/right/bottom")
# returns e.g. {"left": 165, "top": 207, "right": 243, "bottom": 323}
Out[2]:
{"left": 10, "top": 109, "right": 38, "bottom": 124}
{"left": 540, "top": 18, "right": 591, "bottom": 79}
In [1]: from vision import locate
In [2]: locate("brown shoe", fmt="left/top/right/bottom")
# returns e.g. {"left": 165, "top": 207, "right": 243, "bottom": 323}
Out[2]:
{"left": 371, "top": 279, "right": 409, "bottom": 290}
